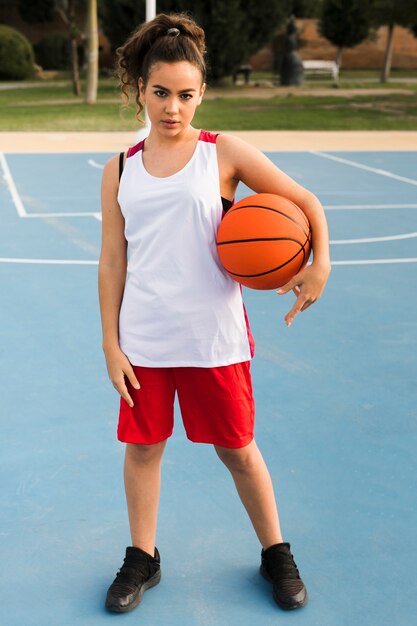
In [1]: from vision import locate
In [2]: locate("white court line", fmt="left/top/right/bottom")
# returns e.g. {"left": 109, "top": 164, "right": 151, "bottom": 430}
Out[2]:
{"left": 0, "top": 155, "right": 101, "bottom": 220}
{"left": 1, "top": 257, "right": 417, "bottom": 266}
{"left": 0, "top": 152, "right": 27, "bottom": 217}
{"left": 0, "top": 258, "right": 98, "bottom": 265}
{"left": 311, "top": 150, "right": 417, "bottom": 187}
{"left": 330, "top": 231, "right": 417, "bottom": 244}
{"left": 325, "top": 204, "right": 417, "bottom": 210}
{"left": 24, "top": 211, "right": 100, "bottom": 218}
{"left": 88, "top": 159, "right": 104, "bottom": 169}
{"left": 332, "top": 258, "right": 417, "bottom": 265}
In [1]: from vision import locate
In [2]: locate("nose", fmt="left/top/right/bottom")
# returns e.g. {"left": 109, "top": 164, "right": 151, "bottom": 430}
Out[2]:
{"left": 164, "top": 97, "right": 179, "bottom": 115}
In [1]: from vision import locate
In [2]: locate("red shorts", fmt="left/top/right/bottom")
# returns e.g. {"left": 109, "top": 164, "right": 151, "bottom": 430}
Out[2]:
{"left": 117, "top": 361, "right": 255, "bottom": 449}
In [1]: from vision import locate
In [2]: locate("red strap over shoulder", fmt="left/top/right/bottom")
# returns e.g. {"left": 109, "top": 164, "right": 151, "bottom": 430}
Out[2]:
{"left": 199, "top": 130, "right": 218, "bottom": 144}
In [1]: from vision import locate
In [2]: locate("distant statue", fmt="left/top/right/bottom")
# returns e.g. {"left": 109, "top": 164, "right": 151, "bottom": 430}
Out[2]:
{"left": 280, "top": 16, "right": 304, "bottom": 86}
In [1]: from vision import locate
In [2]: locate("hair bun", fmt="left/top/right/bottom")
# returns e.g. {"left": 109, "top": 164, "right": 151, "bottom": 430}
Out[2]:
{"left": 166, "top": 27, "right": 180, "bottom": 37}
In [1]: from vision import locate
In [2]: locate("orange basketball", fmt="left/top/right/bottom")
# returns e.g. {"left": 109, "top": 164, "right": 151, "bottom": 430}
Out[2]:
{"left": 216, "top": 193, "right": 311, "bottom": 290}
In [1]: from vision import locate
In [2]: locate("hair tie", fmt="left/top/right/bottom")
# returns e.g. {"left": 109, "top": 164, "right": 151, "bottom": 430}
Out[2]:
{"left": 166, "top": 27, "right": 180, "bottom": 37}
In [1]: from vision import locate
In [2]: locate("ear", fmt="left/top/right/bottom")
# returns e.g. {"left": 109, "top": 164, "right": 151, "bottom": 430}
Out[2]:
{"left": 197, "top": 82, "right": 206, "bottom": 106}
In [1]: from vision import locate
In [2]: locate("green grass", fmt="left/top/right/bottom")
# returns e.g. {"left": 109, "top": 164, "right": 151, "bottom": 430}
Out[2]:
{"left": 194, "top": 94, "right": 417, "bottom": 130}
{"left": 1, "top": 77, "right": 417, "bottom": 131}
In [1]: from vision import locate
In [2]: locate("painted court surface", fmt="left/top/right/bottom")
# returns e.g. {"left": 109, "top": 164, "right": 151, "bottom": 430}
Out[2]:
{"left": 0, "top": 135, "right": 416, "bottom": 626}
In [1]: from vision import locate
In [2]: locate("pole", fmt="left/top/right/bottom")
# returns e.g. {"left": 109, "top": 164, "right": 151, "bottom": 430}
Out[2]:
{"left": 146, "top": 0, "right": 156, "bottom": 21}
{"left": 135, "top": 0, "right": 156, "bottom": 140}
{"left": 85, "top": 0, "right": 98, "bottom": 104}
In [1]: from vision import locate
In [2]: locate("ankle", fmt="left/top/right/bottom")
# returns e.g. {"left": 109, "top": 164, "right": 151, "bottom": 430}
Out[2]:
{"left": 132, "top": 543, "right": 156, "bottom": 558}
{"left": 262, "top": 538, "right": 284, "bottom": 551}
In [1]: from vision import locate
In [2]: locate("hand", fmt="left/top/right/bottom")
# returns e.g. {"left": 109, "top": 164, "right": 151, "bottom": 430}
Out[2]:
{"left": 103, "top": 345, "right": 140, "bottom": 407}
{"left": 276, "top": 262, "right": 331, "bottom": 327}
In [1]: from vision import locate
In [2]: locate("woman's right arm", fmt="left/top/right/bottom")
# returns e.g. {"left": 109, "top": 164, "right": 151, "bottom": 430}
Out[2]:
{"left": 98, "top": 156, "right": 140, "bottom": 407}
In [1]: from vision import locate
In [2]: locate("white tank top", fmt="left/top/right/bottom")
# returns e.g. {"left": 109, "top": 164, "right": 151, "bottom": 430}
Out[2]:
{"left": 117, "top": 129, "right": 254, "bottom": 367}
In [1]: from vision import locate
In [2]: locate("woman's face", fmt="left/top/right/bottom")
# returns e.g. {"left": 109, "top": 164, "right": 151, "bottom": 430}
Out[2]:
{"left": 139, "top": 61, "right": 206, "bottom": 135}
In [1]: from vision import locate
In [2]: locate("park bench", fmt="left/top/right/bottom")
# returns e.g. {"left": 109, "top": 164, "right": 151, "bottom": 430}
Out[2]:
{"left": 232, "top": 64, "right": 252, "bottom": 85}
{"left": 302, "top": 60, "right": 339, "bottom": 81}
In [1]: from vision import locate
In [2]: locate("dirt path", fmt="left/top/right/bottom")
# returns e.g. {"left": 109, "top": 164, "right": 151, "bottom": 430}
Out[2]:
{"left": 204, "top": 86, "right": 416, "bottom": 99}
{"left": 1, "top": 130, "right": 416, "bottom": 152}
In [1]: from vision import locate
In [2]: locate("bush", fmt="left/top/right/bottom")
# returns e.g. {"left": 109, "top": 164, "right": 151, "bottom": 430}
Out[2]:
{"left": 0, "top": 25, "right": 35, "bottom": 80}
{"left": 34, "top": 33, "right": 71, "bottom": 70}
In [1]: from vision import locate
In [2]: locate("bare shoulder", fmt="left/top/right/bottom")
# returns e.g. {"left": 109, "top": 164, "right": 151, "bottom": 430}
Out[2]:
{"left": 101, "top": 154, "right": 124, "bottom": 221}
{"left": 216, "top": 132, "right": 276, "bottom": 184}
{"left": 216, "top": 133, "right": 259, "bottom": 158}
{"left": 216, "top": 133, "right": 262, "bottom": 180}
{"left": 102, "top": 153, "right": 120, "bottom": 188}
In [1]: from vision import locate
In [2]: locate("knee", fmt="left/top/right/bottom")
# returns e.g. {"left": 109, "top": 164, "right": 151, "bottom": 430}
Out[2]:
{"left": 126, "top": 440, "right": 166, "bottom": 464}
{"left": 214, "top": 441, "right": 257, "bottom": 474}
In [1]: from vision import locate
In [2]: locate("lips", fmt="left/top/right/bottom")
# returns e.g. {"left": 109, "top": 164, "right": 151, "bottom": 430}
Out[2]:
{"left": 162, "top": 120, "right": 178, "bottom": 125}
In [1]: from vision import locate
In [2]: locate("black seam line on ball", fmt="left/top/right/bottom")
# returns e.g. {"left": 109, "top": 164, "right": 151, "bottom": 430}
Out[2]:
{"left": 227, "top": 204, "right": 309, "bottom": 239}
{"left": 217, "top": 236, "right": 303, "bottom": 246}
{"left": 225, "top": 246, "right": 304, "bottom": 278}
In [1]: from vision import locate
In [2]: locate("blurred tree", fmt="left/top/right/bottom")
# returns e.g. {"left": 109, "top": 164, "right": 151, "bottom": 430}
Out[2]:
{"left": 97, "top": 0, "right": 145, "bottom": 53}
{"left": 18, "top": 0, "right": 82, "bottom": 94}
{"left": 99, "top": 0, "right": 289, "bottom": 83}
{"left": 17, "top": 0, "right": 55, "bottom": 23}
{"left": 318, "top": 0, "right": 372, "bottom": 68}
{"left": 191, "top": 0, "right": 247, "bottom": 82}
{"left": 291, "top": 0, "right": 322, "bottom": 18}
{"left": 0, "top": 25, "right": 35, "bottom": 80}
{"left": 372, "top": 0, "right": 417, "bottom": 82}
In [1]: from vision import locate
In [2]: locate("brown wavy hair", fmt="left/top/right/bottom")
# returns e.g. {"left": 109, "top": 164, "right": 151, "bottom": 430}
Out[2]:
{"left": 115, "top": 12, "right": 207, "bottom": 124}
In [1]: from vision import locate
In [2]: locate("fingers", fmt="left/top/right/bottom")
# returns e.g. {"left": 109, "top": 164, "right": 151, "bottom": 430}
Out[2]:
{"left": 126, "top": 367, "right": 140, "bottom": 391}
{"left": 284, "top": 298, "right": 304, "bottom": 327}
{"left": 112, "top": 366, "right": 140, "bottom": 408}
{"left": 284, "top": 296, "right": 317, "bottom": 326}
{"left": 300, "top": 298, "right": 316, "bottom": 313}
{"left": 105, "top": 348, "right": 141, "bottom": 408}
{"left": 112, "top": 377, "right": 133, "bottom": 407}
{"left": 276, "top": 277, "right": 298, "bottom": 295}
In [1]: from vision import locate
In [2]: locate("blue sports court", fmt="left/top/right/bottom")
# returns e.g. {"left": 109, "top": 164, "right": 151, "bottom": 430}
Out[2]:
{"left": 1, "top": 148, "right": 416, "bottom": 625}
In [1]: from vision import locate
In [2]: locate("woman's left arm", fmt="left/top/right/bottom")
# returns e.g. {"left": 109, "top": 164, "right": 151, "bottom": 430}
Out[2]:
{"left": 219, "top": 134, "right": 331, "bottom": 327}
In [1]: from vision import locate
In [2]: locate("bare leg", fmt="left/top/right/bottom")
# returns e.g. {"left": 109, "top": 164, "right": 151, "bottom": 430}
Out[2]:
{"left": 124, "top": 440, "right": 167, "bottom": 556}
{"left": 214, "top": 439, "right": 283, "bottom": 549}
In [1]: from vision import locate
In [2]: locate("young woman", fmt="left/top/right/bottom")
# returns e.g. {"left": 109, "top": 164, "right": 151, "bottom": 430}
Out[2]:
{"left": 99, "top": 12, "right": 330, "bottom": 614}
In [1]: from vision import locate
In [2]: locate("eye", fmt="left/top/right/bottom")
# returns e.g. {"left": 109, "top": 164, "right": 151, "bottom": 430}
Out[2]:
{"left": 180, "top": 93, "right": 193, "bottom": 100}
{"left": 154, "top": 90, "right": 167, "bottom": 97}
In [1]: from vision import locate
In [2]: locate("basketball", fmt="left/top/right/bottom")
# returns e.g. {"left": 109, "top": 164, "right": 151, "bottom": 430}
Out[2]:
{"left": 216, "top": 193, "right": 312, "bottom": 290}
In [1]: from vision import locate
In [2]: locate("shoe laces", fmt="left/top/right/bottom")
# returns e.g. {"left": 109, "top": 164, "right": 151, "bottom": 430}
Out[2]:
{"left": 265, "top": 547, "right": 305, "bottom": 595}
{"left": 267, "top": 550, "right": 300, "bottom": 581}
{"left": 112, "top": 554, "right": 150, "bottom": 588}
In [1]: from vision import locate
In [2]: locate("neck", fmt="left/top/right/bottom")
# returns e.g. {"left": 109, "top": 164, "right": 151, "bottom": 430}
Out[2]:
{"left": 145, "top": 125, "right": 198, "bottom": 149}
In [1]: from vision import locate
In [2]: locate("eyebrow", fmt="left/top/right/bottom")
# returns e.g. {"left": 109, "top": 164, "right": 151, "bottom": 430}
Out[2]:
{"left": 151, "top": 84, "right": 196, "bottom": 93}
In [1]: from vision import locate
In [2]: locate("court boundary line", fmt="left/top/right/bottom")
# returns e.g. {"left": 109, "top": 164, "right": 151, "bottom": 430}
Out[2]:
{"left": 331, "top": 258, "right": 417, "bottom": 265}
{"left": 87, "top": 159, "right": 103, "bottom": 169}
{"left": 7, "top": 204, "right": 417, "bottom": 220}
{"left": 1, "top": 257, "right": 417, "bottom": 266}
{"left": 23, "top": 211, "right": 102, "bottom": 221}
{"left": 0, "top": 152, "right": 27, "bottom": 217}
{"left": 311, "top": 150, "right": 417, "bottom": 187}
{"left": 330, "top": 231, "right": 417, "bottom": 244}
{"left": 325, "top": 204, "right": 417, "bottom": 210}
{"left": 1, "top": 152, "right": 102, "bottom": 221}
{"left": 0, "top": 258, "right": 98, "bottom": 265}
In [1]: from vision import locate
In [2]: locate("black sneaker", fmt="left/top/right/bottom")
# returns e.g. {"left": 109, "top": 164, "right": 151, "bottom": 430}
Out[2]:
{"left": 105, "top": 546, "right": 161, "bottom": 613}
{"left": 260, "top": 542, "right": 308, "bottom": 610}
